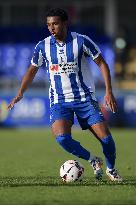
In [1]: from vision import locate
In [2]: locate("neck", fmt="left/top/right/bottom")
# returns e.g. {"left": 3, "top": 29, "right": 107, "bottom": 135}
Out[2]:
{"left": 56, "top": 29, "right": 67, "bottom": 43}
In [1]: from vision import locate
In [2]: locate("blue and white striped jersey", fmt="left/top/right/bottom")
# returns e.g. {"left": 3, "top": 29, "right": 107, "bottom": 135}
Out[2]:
{"left": 31, "top": 31, "right": 101, "bottom": 105}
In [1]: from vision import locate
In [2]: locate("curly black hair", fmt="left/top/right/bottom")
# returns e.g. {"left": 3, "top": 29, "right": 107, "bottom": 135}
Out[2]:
{"left": 46, "top": 8, "right": 68, "bottom": 21}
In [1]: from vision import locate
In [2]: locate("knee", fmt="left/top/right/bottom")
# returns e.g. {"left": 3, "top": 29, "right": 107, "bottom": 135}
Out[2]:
{"left": 51, "top": 120, "right": 72, "bottom": 136}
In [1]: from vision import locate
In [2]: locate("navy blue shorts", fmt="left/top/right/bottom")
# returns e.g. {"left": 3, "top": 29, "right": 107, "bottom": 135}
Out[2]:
{"left": 50, "top": 100, "right": 105, "bottom": 130}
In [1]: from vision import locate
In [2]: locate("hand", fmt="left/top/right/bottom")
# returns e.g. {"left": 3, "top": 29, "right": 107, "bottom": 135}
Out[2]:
{"left": 104, "top": 92, "right": 117, "bottom": 113}
{"left": 8, "top": 93, "right": 23, "bottom": 110}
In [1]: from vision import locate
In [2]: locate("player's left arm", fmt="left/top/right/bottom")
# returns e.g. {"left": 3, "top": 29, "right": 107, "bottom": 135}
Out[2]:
{"left": 94, "top": 54, "right": 117, "bottom": 113}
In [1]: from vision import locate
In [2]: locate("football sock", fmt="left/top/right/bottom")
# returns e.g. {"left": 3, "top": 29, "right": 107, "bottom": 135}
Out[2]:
{"left": 56, "top": 134, "right": 90, "bottom": 160}
{"left": 100, "top": 135, "right": 116, "bottom": 169}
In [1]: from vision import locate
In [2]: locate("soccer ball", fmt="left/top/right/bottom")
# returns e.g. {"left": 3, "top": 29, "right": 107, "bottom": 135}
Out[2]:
{"left": 60, "top": 160, "right": 84, "bottom": 182}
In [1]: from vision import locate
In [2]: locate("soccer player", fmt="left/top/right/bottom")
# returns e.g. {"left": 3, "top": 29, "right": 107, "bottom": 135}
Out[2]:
{"left": 8, "top": 8, "right": 122, "bottom": 181}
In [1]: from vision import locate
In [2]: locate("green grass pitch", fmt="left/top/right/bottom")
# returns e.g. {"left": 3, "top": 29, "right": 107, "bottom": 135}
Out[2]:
{"left": 0, "top": 128, "right": 136, "bottom": 205}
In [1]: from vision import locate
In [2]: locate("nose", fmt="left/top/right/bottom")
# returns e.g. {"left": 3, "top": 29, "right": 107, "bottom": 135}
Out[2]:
{"left": 50, "top": 25, "right": 55, "bottom": 31}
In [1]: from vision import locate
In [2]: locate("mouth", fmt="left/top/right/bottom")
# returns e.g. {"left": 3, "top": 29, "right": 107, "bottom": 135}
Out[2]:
{"left": 51, "top": 32, "right": 56, "bottom": 36}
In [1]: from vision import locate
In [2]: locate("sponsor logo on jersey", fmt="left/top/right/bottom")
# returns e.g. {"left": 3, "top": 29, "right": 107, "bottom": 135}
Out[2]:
{"left": 50, "top": 64, "right": 59, "bottom": 71}
{"left": 50, "top": 62, "right": 78, "bottom": 74}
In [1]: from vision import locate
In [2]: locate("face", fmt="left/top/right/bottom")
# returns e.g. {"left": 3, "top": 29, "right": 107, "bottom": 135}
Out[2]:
{"left": 47, "top": 16, "right": 67, "bottom": 39}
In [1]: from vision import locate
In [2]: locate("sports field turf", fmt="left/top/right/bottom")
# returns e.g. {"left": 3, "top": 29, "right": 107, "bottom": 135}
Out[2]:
{"left": 0, "top": 128, "right": 136, "bottom": 205}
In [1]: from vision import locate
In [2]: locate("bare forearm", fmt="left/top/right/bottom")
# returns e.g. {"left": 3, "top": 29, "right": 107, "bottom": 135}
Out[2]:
{"left": 18, "top": 72, "right": 34, "bottom": 95}
{"left": 94, "top": 55, "right": 112, "bottom": 93}
{"left": 18, "top": 65, "right": 38, "bottom": 95}
{"left": 99, "top": 62, "right": 112, "bottom": 93}
{"left": 94, "top": 55, "right": 117, "bottom": 113}
{"left": 8, "top": 65, "right": 38, "bottom": 110}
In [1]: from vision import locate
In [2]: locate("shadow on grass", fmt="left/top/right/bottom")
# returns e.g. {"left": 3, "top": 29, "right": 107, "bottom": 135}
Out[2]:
{"left": 0, "top": 176, "right": 136, "bottom": 187}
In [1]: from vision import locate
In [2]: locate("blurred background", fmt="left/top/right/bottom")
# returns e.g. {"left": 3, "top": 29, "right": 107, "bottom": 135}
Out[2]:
{"left": 0, "top": 0, "right": 136, "bottom": 128}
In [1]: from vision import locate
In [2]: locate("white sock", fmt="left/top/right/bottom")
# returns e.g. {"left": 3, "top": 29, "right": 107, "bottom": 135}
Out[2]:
{"left": 106, "top": 167, "right": 113, "bottom": 171}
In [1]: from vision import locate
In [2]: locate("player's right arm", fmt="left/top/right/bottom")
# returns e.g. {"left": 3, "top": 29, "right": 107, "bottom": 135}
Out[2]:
{"left": 8, "top": 41, "right": 44, "bottom": 110}
{"left": 8, "top": 65, "right": 38, "bottom": 110}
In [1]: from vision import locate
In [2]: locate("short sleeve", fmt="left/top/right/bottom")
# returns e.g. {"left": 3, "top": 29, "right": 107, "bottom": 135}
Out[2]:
{"left": 83, "top": 35, "right": 101, "bottom": 60}
{"left": 31, "top": 43, "right": 44, "bottom": 67}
